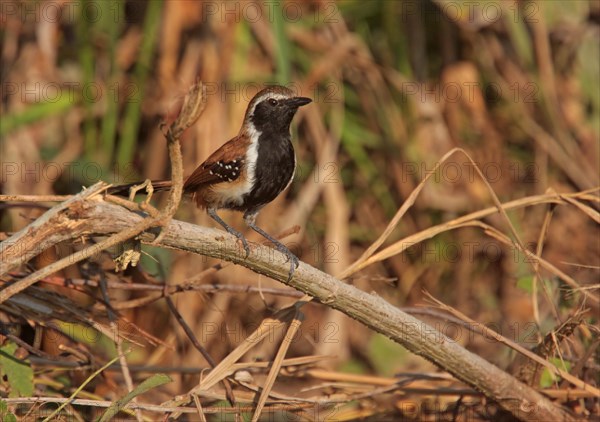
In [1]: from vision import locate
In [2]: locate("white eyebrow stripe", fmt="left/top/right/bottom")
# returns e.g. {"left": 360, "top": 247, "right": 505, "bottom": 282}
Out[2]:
{"left": 255, "top": 93, "right": 289, "bottom": 103}
{"left": 247, "top": 92, "right": 291, "bottom": 116}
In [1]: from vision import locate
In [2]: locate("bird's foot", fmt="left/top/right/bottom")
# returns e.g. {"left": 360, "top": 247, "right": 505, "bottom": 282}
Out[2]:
{"left": 273, "top": 243, "right": 299, "bottom": 282}
{"left": 208, "top": 208, "right": 252, "bottom": 260}
{"left": 227, "top": 228, "right": 251, "bottom": 259}
{"left": 243, "top": 216, "right": 300, "bottom": 281}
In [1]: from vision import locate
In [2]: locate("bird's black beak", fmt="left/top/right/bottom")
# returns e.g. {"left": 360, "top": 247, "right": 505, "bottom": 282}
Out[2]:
{"left": 287, "top": 97, "right": 312, "bottom": 108}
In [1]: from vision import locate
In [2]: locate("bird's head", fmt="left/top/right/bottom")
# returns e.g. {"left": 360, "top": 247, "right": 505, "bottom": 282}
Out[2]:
{"left": 243, "top": 86, "right": 311, "bottom": 136}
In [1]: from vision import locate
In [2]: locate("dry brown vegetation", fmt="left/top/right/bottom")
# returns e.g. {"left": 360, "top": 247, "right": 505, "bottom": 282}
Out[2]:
{"left": 1, "top": 1, "right": 599, "bottom": 421}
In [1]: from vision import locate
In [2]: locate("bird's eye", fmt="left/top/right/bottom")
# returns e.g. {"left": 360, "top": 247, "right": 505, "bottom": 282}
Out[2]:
{"left": 268, "top": 98, "right": 278, "bottom": 106}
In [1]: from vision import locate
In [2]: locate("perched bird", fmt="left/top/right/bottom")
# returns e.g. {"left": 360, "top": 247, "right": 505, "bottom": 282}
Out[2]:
{"left": 114, "top": 85, "right": 311, "bottom": 280}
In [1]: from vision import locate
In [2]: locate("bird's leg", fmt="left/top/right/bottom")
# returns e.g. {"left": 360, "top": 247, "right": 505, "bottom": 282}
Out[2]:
{"left": 243, "top": 212, "right": 299, "bottom": 282}
{"left": 207, "top": 208, "right": 250, "bottom": 259}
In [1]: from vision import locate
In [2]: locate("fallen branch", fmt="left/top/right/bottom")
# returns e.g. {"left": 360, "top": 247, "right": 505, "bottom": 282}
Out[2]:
{"left": 0, "top": 191, "right": 581, "bottom": 421}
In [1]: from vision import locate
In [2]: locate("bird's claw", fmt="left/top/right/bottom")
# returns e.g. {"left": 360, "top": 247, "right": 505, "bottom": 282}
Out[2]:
{"left": 276, "top": 245, "right": 299, "bottom": 282}
{"left": 277, "top": 245, "right": 298, "bottom": 266}
{"left": 240, "top": 237, "right": 250, "bottom": 259}
{"left": 228, "top": 229, "right": 250, "bottom": 259}
{"left": 290, "top": 254, "right": 299, "bottom": 269}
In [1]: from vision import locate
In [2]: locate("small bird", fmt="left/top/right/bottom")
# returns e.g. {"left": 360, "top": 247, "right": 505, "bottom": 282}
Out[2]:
{"left": 114, "top": 85, "right": 311, "bottom": 280}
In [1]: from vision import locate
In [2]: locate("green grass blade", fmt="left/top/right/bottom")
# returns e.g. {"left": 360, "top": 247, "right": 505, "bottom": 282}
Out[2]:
{"left": 97, "top": 374, "right": 172, "bottom": 421}
{"left": 117, "top": 0, "right": 163, "bottom": 171}
{"left": 77, "top": 0, "right": 98, "bottom": 160}
{"left": 42, "top": 355, "right": 121, "bottom": 422}
{"left": 271, "top": 2, "right": 291, "bottom": 84}
{"left": 99, "top": 0, "right": 124, "bottom": 167}
{"left": 0, "top": 97, "right": 74, "bottom": 137}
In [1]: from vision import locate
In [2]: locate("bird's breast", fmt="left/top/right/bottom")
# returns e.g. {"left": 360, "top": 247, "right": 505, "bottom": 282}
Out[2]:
{"left": 244, "top": 136, "right": 295, "bottom": 210}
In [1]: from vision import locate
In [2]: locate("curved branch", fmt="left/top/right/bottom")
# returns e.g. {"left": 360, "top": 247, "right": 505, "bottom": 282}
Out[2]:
{"left": 0, "top": 190, "right": 579, "bottom": 421}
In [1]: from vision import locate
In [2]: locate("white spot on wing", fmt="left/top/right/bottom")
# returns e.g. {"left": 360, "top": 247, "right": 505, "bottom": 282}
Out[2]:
{"left": 210, "top": 128, "right": 260, "bottom": 207}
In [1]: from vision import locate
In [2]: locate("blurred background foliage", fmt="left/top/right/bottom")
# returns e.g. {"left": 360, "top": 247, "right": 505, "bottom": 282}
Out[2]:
{"left": 1, "top": 0, "right": 599, "bottom": 419}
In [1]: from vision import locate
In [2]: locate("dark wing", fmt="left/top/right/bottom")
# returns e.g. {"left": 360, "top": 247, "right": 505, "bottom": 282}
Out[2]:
{"left": 183, "top": 134, "right": 250, "bottom": 190}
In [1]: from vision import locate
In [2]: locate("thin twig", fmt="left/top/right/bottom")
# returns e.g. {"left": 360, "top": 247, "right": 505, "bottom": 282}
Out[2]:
{"left": 152, "top": 81, "right": 207, "bottom": 245}
{"left": 424, "top": 291, "right": 599, "bottom": 396}
{"left": 531, "top": 200, "right": 560, "bottom": 326}
{"left": 164, "top": 296, "right": 236, "bottom": 406}
{"left": 0, "top": 194, "right": 72, "bottom": 202}
{"left": 341, "top": 148, "right": 595, "bottom": 283}
{"left": 41, "top": 354, "right": 123, "bottom": 421}
{"left": 34, "top": 268, "right": 304, "bottom": 293}
{"left": 165, "top": 304, "right": 302, "bottom": 418}
{"left": 3, "top": 397, "right": 325, "bottom": 414}
{"left": 342, "top": 189, "right": 600, "bottom": 306}
{"left": 98, "top": 275, "right": 142, "bottom": 422}
{"left": 252, "top": 305, "right": 304, "bottom": 422}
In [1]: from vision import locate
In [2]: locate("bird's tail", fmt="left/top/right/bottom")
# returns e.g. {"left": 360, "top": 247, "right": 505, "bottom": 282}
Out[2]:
{"left": 106, "top": 180, "right": 173, "bottom": 196}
